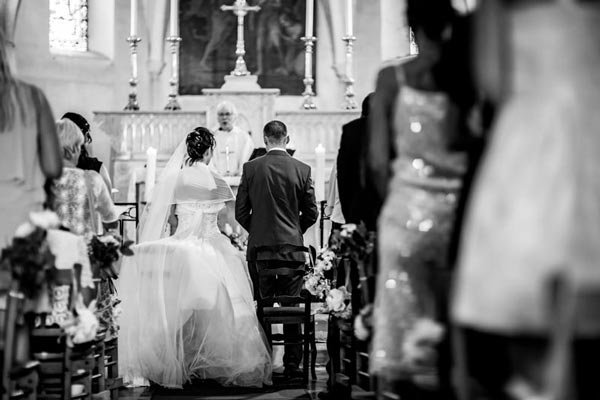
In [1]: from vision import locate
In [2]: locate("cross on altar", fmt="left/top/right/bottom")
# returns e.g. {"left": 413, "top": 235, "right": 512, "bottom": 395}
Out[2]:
{"left": 221, "top": 0, "right": 260, "bottom": 76}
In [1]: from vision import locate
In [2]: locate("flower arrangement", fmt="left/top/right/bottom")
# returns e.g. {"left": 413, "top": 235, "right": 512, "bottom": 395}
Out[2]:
{"left": 325, "top": 287, "right": 352, "bottom": 319}
{"left": 221, "top": 223, "right": 247, "bottom": 253}
{"left": 0, "top": 211, "right": 60, "bottom": 299}
{"left": 402, "top": 318, "right": 444, "bottom": 368}
{"left": 354, "top": 304, "right": 373, "bottom": 341}
{"left": 62, "top": 299, "right": 100, "bottom": 347}
{"left": 303, "top": 248, "right": 334, "bottom": 300}
{"left": 88, "top": 232, "right": 134, "bottom": 279}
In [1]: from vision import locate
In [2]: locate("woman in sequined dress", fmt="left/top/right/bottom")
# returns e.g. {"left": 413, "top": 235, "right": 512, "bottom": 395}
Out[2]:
{"left": 367, "top": 0, "right": 475, "bottom": 396}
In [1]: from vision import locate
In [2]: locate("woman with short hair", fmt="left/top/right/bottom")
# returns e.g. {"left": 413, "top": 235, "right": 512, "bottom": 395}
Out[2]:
{"left": 50, "top": 118, "right": 118, "bottom": 236}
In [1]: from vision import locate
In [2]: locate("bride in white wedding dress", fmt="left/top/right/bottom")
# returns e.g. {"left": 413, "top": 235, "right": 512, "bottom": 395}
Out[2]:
{"left": 119, "top": 128, "right": 272, "bottom": 388}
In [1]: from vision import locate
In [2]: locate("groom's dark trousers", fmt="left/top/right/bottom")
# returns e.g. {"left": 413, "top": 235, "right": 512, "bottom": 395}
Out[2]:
{"left": 236, "top": 148, "right": 318, "bottom": 370}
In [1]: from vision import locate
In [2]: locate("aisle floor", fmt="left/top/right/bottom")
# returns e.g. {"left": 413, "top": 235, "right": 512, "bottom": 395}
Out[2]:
{"left": 117, "top": 360, "right": 328, "bottom": 399}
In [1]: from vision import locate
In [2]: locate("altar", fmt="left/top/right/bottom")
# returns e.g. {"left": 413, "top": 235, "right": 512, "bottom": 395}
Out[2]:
{"left": 93, "top": 0, "right": 362, "bottom": 249}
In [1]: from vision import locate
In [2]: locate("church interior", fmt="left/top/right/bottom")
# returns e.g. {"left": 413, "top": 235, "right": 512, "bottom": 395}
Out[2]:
{"left": 3, "top": 0, "right": 600, "bottom": 399}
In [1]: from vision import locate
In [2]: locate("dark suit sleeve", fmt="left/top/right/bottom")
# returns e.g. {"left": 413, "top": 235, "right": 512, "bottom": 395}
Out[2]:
{"left": 235, "top": 163, "right": 252, "bottom": 231}
{"left": 336, "top": 128, "right": 353, "bottom": 221}
{"left": 367, "top": 65, "right": 399, "bottom": 203}
{"left": 300, "top": 168, "right": 319, "bottom": 234}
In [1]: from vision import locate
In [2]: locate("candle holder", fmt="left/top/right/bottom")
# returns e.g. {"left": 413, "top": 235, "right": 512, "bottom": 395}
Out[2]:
{"left": 124, "top": 35, "right": 141, "bottom": 111}
{"left": 164, "top": 35, "right": 182, "bottom": 111}
{"left": 301, "top": 36, "right": 317, "bottom": 110}
{"left": 342, "top": 35, "right": 358, "bottom": 110}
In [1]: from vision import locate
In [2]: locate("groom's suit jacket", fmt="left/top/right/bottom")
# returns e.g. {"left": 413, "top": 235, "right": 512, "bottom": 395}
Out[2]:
{"left": 235, "top": 149, "right": 319, "bottom": 262}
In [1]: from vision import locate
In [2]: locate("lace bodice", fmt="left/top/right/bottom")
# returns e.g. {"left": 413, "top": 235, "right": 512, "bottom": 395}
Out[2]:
{"left": 173, "top": 202, "right": 225, "bottom": 239}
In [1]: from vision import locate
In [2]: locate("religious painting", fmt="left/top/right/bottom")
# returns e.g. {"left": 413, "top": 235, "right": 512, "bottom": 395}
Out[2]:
{"left": 179, "top": 0, "right": 315, "bottom": 95}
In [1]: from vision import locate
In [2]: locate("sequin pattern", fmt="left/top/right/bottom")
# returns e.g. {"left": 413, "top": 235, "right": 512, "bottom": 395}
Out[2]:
{"left": 371, "top": 84, "right": 466, "bottom": 377}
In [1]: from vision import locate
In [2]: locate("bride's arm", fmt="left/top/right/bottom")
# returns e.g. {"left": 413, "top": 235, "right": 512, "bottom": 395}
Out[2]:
{"left": 168, "top": 204, "right": 178, "bottom": 235}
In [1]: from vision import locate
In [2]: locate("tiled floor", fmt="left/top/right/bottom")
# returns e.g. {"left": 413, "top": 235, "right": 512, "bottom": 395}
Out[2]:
{"left": 117, "top": 314, "right": 331, "bottom": 399}
{"left": 119, "top": 314, "right": 328, "bottom": 400}
{"left": 116, "top": 366, "right": 328, "bottom": 399}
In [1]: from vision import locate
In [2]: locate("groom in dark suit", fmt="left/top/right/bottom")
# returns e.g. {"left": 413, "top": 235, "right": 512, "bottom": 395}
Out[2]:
{"left": 235, "top": 120, "right": 319, "bottom": 377}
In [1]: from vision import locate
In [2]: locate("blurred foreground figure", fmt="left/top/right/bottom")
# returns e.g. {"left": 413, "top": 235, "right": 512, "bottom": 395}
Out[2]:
{"left": 367, "top": 0, "right": 476, "bottom": 398}
{"left": 453, "top": 0, "right": 600, "bottom": 398}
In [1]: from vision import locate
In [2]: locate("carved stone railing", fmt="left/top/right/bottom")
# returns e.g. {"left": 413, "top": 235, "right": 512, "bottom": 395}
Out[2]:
{"left": 94, "top": 111, "right": 207, "bottom": 201}
{"left": 93, "top": 109, "right": 359, "bottom": 201}
{"left": 94, "top": 111, "right": 207, "bottom": 158}
{"left": 275, "top": 110, "right": 360, "bottom": 164}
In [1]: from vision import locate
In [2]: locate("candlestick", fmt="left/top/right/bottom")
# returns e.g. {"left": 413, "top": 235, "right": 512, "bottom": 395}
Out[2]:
{"left": 341, "top": 35, "right": 357, "bottom": 109}
{"left": 345, "top": 0, "right": 353, "bottom": 36}
{"left": 124, "top": 35, "right": 141, "bottom": 110}
{"left": 145, "top": 147, "right": 157, "bottom": 202}
{"left": 306, "top": 0, "right": 314, "bottom": 38}
{"left": 130, "top": 0, "right": 138, "bottom": 37}
{"left": 315, "top": 143, "right": 326, "bottom": 202}
{"left": 170, "top": 0, "right": 178, "bottom": 37}
{"left": 301, "top": 35, "right": 317, "bottom": 109}
{"left": 164, "top": 35, "right": 182, "bottom": 110}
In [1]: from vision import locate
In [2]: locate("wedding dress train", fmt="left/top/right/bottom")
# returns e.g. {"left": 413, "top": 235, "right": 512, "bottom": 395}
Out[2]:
{"left": 119, "top": 162, "right": 272, "bottom": 388}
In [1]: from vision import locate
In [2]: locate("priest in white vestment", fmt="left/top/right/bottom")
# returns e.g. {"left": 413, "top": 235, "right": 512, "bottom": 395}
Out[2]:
{"left": 210, "top": 101, "right": 254, "bottom": 177}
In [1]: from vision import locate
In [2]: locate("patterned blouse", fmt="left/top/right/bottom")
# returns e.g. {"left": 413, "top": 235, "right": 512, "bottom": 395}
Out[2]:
{"left": 51, "top": 167, "right": 118, "bottom": 236}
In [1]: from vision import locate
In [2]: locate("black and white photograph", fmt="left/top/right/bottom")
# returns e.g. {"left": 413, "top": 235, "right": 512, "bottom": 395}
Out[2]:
{"left": 2, "top": 0, "right": 600, "bottom": 399}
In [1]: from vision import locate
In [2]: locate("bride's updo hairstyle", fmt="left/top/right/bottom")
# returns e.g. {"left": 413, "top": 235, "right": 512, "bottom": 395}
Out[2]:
{"left": 186, "top": 127, "right": 215, "bottom": 165}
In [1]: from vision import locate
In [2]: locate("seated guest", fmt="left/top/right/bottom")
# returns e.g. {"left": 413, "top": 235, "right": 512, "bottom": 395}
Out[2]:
{"left": 62, "top": 112, "right": 112, "bottom": 190}
{"left": 209, "top": 101, "right": 253, "bottom": 176}
{"left": 50, "top": 119, "right": 118, "bottom": 236}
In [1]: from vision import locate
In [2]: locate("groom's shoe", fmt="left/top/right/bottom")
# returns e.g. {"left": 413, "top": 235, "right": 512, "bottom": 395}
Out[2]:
{"left": 283, "top": 365, "right": 303, "bottom": 379}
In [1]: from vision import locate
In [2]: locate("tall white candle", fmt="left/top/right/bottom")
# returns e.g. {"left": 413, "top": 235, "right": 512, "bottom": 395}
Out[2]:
{"left": 305, "top": 0, "right": 314, "bottom": 38}
{"left": 145, "top": 147, "right": 157, "bottom": 202}
{"left": 225, "top": 145, "right": 231, "bottom": 175}
{"left": 315, "top": 143, "right": 326, "bottom": 202}
{"left": 345, "top": 0, "right": 353, "bottom": 36}
{"left": 130, "top": 0, "right": 138, "bottom": 37}
{"left": 170, "top": 0, "right": 179, "bottom": 37}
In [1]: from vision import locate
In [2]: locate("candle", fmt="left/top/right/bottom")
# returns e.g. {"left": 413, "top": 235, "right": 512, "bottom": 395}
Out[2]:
{"left": 170, "top": 0, "right": 179, "bottom": 37}
{"left": 130, "top": 0, "right": 138, "bottom": 37}
{"left": 315, "top": 143, "right": 325, "bottom": 202}
{"left": 225, "top": 145, "right": 231, "bottom": 175}
{"left": 345, "top": 0, "right": 353, "bottom": 36}
{"left": 145, "top": 147, "right": 157, "bottom": 202}
{"left": 305, "top": 0, "right": 314, "bottom": 38}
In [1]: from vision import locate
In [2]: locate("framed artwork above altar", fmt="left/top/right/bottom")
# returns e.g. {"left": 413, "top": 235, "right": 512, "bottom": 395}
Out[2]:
{"left": 179, "top": 0, "right": 316, "bottom": 95}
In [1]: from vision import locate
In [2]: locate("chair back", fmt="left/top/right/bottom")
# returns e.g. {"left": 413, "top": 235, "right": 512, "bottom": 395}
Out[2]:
{"left": 1, "top": 279, "right": 25, "bottom": 400}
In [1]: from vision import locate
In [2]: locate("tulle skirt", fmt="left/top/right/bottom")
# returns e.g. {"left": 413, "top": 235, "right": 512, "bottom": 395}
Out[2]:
{"left": 118, "top": 234, "right": 272, "bottom": 388}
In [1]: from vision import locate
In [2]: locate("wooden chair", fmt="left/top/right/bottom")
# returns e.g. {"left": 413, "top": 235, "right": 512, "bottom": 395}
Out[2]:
{"left": 1, "top": 279, "right": 39, "bottom": 400}
{"left": 255, "top": 253, "right": 317, "bottom": 383}
{"left": 31, "top": 269, "right": 95, "bottom": 400}
{"left": 102, "top": 337, "right": 122, "bottom": 400}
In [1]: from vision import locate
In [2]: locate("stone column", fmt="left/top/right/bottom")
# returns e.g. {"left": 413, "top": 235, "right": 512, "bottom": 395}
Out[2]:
{"left": 0, "top": 0, "right": 21, "bottom": 73}
{"left": 379, "top": 0, "right": 410, "bottom": 61}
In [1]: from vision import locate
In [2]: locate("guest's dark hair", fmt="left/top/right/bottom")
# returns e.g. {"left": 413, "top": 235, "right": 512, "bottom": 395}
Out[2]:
{"left": 62, "top": 112, "right": 91, "bottom": 143}
{"left": 406, "top": 0, "right": 454, "bottom": 42}
{"left": 186, "top": 127, "right": 215, "bottom": 165}
{"left": 407, "top": 0, "right": 477, "bottom": 150}
{"left": 263, "top": 120, "right": 287, "bottom": 143}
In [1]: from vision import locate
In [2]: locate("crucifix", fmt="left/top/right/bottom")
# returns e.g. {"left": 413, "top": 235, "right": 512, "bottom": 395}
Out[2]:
{"left": 221, "top": 0, "right": 261, "bottom": 76}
